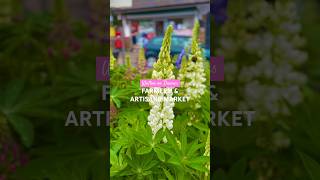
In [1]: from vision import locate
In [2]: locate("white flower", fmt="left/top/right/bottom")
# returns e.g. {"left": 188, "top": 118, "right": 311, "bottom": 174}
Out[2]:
{"left": 218, "top": 1, "right": 307, "bottom": 118}
{"left": 147, "top": 25, "right": 176, "bottom": 137}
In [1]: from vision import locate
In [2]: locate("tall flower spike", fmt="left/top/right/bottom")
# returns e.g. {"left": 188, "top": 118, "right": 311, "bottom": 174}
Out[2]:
{"left": 110, "top": 49, "right": 116, "bottom": 70}
{"left": 137, "top": 48, "right": 146, "bottom": 74}
{"left": 148, "top": 25, "right": 175, "bottom": 138}
{"left": 125, "top": 53, "right": 132, "bottom": 70}
{"left": 152, "top": 25, "right": 174, "bottom": 79}
{"left": 175, "top": 48, "right": 185, "bottom": 69}
{"left": 178, "top": 20, "right": 206, "bottom": 109}
{"left": 125, "top": 53, "right": 134, "bottom": 80}
{"left": 191, "top": 20, "right": 200, "bottom": 55}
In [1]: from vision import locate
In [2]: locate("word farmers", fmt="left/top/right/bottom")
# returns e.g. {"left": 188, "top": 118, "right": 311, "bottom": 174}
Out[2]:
{"left": 141, "top": 88, "right": 179, "bottom": 94}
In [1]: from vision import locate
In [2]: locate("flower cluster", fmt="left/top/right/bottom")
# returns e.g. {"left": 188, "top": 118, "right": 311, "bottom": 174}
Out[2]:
{"left": 175, "top": 48, "right": 185, "bottom": 69}
{"left": 110, "top": 49, "right": 116, "bottom": 70}
{"left": 147, "top": 25, "right": 175, "bottom": 137}
{"left": 124, "top": 53, "right": 135, "bottom": 80}
{"left": 216, "top": 2, "right": 307, "bottom": 178}
{"left": 137, "top": 48, "right": 147, "bottom": 74}
{"left": 217, "top": 1, "right": 307, "bottom": 118}
{"left": 178, "top": 20, "right": 206, "bottom": 109}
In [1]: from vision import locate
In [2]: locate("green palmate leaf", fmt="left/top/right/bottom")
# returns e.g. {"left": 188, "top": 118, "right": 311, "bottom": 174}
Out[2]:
{"left": 110, "top": 87, "right": 131, "bottom": 99}
{"left": 112, "top": 97, "right": 121, "bottom": 108}
{"left": 158, "top": 144, "right": 175, "bottom": 157}
{"left": 213, "top": 158, "right": 255, "bottom": 180}
{"left": 188, "top": 163, "right": 208, "bottom": 172}
{"left": 299, "top": 151, "right": 320, "bottom": 180}
{"left": 141, "top": 170, "right": 153, "bottom": 176}
{"left": 180, "top": 131, "right": 187, "bottom": 154}
{"left": 7, "top": 115, "right": 34, "bottom": 147}
{"left": 154, "top": 128, "right": 165, "bottom": 144}
{"left": 16, "top": 142, "right": 108, "bottom": 179}
{"left": 134, "top": 130, "right": 152, "bottom": 146}
{"left": 110, "top": 149, "right": 118, "bottom": 165}
{"left": 193, "top": 120, "right": 210, "bottom": 132}
{"left": 165, "top": 129, "right": 180, "bottom": 151}
{"left": 123, "top": 153, "right": 159, "bottom": 178}
{"left": 188, "top": 156, "right": 210, "bottom": 164}
{"left": 186, "top": 140, "right": 202, "bottom": 157}
{"left": 3, "top": 80, "right": 25, "bottom": 108}
{"left": 168, "top": 156, "right": 181, "bottom": 166}
{"left": 111, "top": 150, "right": 128, "bottom": 177}
{"left": 154, "top": 147, "right": 165, "bottom": 162}
{"left": 137, "top": 146, "right": 152, "bottom": 155}
{"left": 126, "top": 147, "right": 132, "bottom": 160}
{"left": 142, "top": 158, "right": 158, "bottom": 171}
{"left": 110, "top": 87, "right": 133, "bottom": 108}
{"left": 162, "top": 168, "right": 175, "bottom": 180}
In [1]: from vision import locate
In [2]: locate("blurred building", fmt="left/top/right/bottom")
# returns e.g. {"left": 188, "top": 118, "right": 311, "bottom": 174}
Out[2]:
{"left": 111, "top": 0, "right": 210, "bottom": 49}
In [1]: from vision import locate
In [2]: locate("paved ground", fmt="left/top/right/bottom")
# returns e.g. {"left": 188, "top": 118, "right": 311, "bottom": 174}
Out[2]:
{"left": 116, "top": 46, "right": 140, "bottom": 67}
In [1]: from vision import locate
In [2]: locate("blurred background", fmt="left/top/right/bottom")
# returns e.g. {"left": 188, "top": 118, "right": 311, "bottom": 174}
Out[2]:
{"left": 0, "top": 0, "right": 108, "bottom": 179}
{"left": 110, "top": 0, "right": 210, "bottom": 67}
{"left": 212, "top": 0, "right": 320, "bottom": 179}
{"left": 1, "top": 0, "right": 320, "bottom": 179}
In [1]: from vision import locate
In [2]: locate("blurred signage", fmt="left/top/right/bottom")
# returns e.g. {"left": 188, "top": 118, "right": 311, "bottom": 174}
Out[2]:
{"left": 174, "top": 29, "right": 192, "bottom": 36}
{"left": 211, "top": 56, "right": 224, "bottom": 81}
{"left": 96, "top": 57, "right": 109, "bottom": 81}
{"left": 110, "top": 26, "right": 116, "bottom": 37}
{"left": 110, "top": 0, "right": 132, "bottom": 8}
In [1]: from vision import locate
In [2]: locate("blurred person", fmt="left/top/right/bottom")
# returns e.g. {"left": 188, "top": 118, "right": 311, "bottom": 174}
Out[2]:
{"left": 114, "top": 31, "right": 123, "bottom": 59}
{"left": 132, "top": 31, "right": 137, "bottom": 47}
{"left": 131, "top": 21, "right": 139, "bottom": 51}
{"left": 142, "top": 33, "right": 149, "bottom": 48}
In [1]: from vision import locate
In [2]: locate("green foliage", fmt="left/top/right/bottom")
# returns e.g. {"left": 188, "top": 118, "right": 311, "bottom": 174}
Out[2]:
{"left": 0, "top": 0, "right": 319, "bottom": 179}
{"left": 299, "top": 151, "right": 320, "bottom": 180}
{"left": 213, "top": 159, "right": 255, "bottom": 180}
{"left": 212, "top": 1, "right": 320, "bottom": 179}
{"left": 0, "top": 8, "right": 108, "bottom": 178}
{"left": 110, "top": 23, "right": 210, "bottom": 180}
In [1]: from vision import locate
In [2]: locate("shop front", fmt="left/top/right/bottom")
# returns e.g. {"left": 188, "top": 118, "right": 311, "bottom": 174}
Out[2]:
{"left": 112, "top": 1, "right": 210, "bottom": 49}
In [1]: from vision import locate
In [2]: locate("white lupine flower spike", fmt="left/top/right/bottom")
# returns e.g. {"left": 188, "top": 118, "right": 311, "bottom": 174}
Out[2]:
{"left": 147, "top": 25, "right": 175, "bottom": 138}
{"left": 178, "top": 20, "right": 206, "bottom": 109}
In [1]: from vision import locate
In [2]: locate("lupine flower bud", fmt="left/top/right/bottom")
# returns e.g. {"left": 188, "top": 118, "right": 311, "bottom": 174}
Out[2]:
{"left": 125, "top": 53, "right": 132, "bottom": 70}
{"left": 175, "top": 48, "right": 185, "bottom": 69}
{"left": 125, "top": 53, "right": 135, "bottom": 80}
{"left": 137, "top": 48, "right": 146, "bottom": 74}
{"left": 110, "top": 49, "right": 116, "bottom": 70}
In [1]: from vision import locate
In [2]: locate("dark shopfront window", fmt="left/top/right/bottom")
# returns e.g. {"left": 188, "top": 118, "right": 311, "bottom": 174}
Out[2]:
{"left": 155, "top": 21, "right": 164, "bottom": 35}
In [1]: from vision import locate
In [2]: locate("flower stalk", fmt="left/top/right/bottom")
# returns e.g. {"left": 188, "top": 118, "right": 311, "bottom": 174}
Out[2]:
{"left": 137, "top": 48, "right": 147, "bottom": 74}
{"left": 110, "top": 49, "right": 116, "bottom": 70}
{"left": 178, "top": 20, "right": 206, "bottom": 109}
{"left": 148, "top": 25, "right": 175, "bottom": 137}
